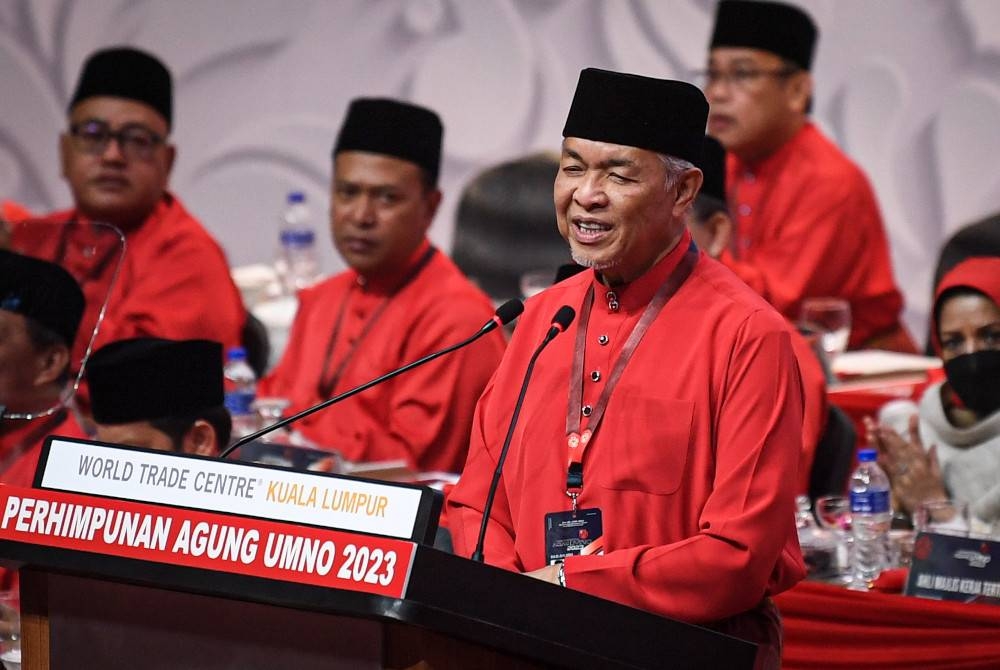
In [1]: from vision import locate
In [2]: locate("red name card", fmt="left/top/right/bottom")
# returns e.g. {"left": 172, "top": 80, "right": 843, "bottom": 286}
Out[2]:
{"left": 0, "top": 485, "right": 415, "bottom": 598}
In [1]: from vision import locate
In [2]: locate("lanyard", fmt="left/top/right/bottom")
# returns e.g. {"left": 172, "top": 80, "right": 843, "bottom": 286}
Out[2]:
{"left": 564, "top": 243, "right": 698, "bottom": 509}
{"left": 317, "top": 246, "right": 437, "bottom": 398}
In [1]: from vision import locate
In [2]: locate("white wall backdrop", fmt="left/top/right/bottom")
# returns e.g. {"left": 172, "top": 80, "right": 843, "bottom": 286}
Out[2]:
{"left": 3, "top": 0, "right": 1000, "bottom": 345}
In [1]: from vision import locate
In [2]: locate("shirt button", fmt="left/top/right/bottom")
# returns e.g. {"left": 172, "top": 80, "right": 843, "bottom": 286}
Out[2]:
{"left": 738, "top": 204, "right": 752, "bottom": 216}
{"left": 590, "top": 370, "right": 601, "bottom": 382}
{"left": 581, "top": 405, "right": 593, "bottom": 417}
{"left": 598, "top": 334, "right": 609, "bottom": 346}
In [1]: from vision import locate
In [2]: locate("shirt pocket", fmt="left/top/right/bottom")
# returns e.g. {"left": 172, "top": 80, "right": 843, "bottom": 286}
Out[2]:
{"left": 595, "top": 398, "right": 695, "bottom": 495}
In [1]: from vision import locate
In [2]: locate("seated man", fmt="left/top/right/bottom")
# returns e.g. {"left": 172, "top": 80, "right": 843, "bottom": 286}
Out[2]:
{"left": 259, "top": 98, "right": 505, "bottom": 473}
{"left": 448, "top": 68, "right": 804, "bottom": 668}
{"left": 690, "top": 135, "right": 828, "bottom": 494}
{"left": 704, "top": 0, "right": 912, "bottom": 350}
{"left": 87, "top": 338, "right": 230, "bottom": 455}
{"left": 0, "top": 250, "right": 87, "bottom": 487}
{"left": 8, "top": 47, "right": 245, "bottom": 365}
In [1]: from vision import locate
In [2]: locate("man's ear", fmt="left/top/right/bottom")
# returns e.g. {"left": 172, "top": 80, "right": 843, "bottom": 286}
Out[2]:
{"left": 33, "top": 344, "right": 70, "bottom": 387}
{"left": 59, "top": 133, "right": 73, "bottom": 179}
{"left": 704, "top": 211, "right": 734, "bottom": 258}
{"left": 421, "top": 187, "right": 442, "bottom": 234}
{"left": 786, "top": 72, "right": 813, "bottom": 115}
{"left": 672, "top": 168, "right": 704, "bottom": 219}
{"left": 182, "top": 419, "right": 218, "bottom": 456}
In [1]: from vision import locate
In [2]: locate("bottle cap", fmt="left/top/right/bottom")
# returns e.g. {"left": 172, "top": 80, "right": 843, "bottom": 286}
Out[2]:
{"left": 226, "top": 346, "right": 248, "bottom": 361}
{"left": 857, "top": 448, "right": 877, "bottom": 462}
{"left": 280, "top": 229, "right": 315, "bottom": 246}
{"left": 287, "top": 191, "right": 305, "bottom": 204}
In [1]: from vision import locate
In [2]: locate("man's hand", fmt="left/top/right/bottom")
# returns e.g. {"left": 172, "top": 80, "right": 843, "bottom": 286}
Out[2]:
{"left": 523, "top": 563, "right": 561, "bottom": 585}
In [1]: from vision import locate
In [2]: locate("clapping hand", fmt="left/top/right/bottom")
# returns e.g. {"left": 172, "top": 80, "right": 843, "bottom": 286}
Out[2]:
{"left": 864, "top": 414, "right": 947, "bottom": 514}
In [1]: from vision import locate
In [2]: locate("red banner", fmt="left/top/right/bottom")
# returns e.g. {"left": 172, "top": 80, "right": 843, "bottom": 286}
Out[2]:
{"left": 0, "top": 485, "right": 415, "bottom": 598}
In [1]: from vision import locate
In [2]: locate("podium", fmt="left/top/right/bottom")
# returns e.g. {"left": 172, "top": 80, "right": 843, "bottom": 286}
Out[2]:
{"left": 0, "top": 439, "right": 758, "bottom": 669}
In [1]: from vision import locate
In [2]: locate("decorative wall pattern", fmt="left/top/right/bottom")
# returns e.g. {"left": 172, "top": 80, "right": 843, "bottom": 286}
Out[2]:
{"left": 3, "top": 0, "right": 999, "bottom": 344}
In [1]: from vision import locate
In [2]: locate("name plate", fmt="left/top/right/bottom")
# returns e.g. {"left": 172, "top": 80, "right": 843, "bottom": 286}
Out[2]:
{"left": 37, "top": 438, "right": 437, "bottom": 542}
{"left": 0, "top": 486, "right": 415, "bottom": 598}
{"left": 904, "top": 531, "right": 1000, "bottom": 605}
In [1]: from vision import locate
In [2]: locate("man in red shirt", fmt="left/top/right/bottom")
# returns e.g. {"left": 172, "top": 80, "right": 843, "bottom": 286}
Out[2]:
{"left": 447, "top": 68, "right": 804, "bottom": 668}
{"left": 259, "top": 99, "right": 505, "bottom": 473}
{"left": 704, "top": 0, "right": 912, "bottom": 351}
{"left": 0, "top": 250, "right": 88, "bottom": 488}
{"left": 8, "top": 47, "right": 245, "bottom": 366}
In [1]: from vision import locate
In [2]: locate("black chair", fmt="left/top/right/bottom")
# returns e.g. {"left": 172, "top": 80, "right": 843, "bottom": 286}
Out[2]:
{"left": 241, "top": 312, "right": 271, "bottom": 378}
{"left": 808, "top": 405, "right": 857, "bottom": 501}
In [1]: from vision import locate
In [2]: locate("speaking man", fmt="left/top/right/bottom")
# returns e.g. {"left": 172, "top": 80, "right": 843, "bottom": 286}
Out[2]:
{"left": 447, "top": 69, "right": 805, "bottom": 668}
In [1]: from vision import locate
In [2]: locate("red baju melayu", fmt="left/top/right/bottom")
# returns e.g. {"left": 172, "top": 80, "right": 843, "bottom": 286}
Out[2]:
{"left": 448, "top": 231, "right": 806, "bottom": 625}
{"left": 789, "top": 326, "right": 828, "bottom": 494}
{"left": 0, "top": 410, "right": 87, "bottom": 488}
{"left": 259, "top": 242, "right": 505, "bottom": 473}
{"left": 721, "top": 123, "right": 912, "bottom": 351}
{"left": 10, "top": 193, "right": 245, "bottom": 363}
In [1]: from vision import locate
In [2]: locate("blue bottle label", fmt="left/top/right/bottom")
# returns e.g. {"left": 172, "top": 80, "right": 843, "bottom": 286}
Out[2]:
{"left": 849, "top": 489, "right": 890, "bottom": 514}
{"left": 224, "top": 390, "right": 255, "bottom": 415}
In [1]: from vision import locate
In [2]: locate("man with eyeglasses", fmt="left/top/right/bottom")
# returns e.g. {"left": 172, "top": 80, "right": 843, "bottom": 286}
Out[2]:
{"left": 703, "top": 0, "right": 913, "bottom": 352}
{"left": 7, "top": 47, "right": 245, "bottom": 369}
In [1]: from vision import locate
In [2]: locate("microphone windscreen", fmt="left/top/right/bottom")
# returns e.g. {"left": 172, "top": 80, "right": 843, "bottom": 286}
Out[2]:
{"left": 552, "top": 305, "right": 576, "bottom": 331}
{"left": 495, "top": 299, "right": 524, "bottom": 325}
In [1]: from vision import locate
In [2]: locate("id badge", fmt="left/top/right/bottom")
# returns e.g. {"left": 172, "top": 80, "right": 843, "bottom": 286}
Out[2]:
{"left": 544, "top": 507, "right": 604, "bottom": 564}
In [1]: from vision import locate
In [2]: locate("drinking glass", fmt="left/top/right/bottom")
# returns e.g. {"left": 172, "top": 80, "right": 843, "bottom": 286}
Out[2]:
{"left": 519, "top": 269, "right": 553, "bottom": 299}
{"left": 915, "top": 499, "right": 969, "bottom": 537}
{"left": 0, "top": 590, "right": 20, "bottom": 670}
{"left": 814, "top": 495, "right": 853, "bottom": 582}
{"left": 799, "top": 298, "right": 851, "bottom": 362}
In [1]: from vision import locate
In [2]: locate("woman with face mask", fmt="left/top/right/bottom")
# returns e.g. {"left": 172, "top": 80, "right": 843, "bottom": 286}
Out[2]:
{"left": 868, "top": 256, "right": 1000, "bottom": 523}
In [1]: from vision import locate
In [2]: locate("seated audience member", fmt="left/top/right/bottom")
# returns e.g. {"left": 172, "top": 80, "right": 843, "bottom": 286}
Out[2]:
{"left": 448, "top": 68, "right": 804, "bottom": 669}
{"left": 869, "top": 257, "right": 1000, "bottom": 522}
{"left": 704, "top": 0, "right": 913, "bottom": 351}
{"left": 7, "top": 47, "right": 245, "bottom": 366}
{"left": 259, "top": 98, "right": 505, "bottom": 473}
{"left": 87, "top": 338, "right": 230, "bottom": 455}
{"left": 691, "top": 135, "right": 828, "bottom": 494}
{"left": 0, "top": 250, "right": 87, "bottom": 487}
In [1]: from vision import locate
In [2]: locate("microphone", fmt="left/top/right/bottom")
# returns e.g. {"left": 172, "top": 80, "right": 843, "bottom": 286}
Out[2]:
{"left": 471, "top": 304, "right": 576, "bottom": 563}
{"left": 219, "top": 298, "right": 524, "bottom": 459}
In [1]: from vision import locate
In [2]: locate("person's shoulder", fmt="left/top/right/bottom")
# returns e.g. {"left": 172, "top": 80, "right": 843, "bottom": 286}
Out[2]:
{"left": 794, "top": 124, "right": 872, "bottom": 186}
{"left": 688, "top": 256, "right": 790, "bottom": 334}
{"left": 417, "top": 251, "right": 498, "bottom": 316}
{"left": 296, "top": 271, "right": 352, "bottom": 306}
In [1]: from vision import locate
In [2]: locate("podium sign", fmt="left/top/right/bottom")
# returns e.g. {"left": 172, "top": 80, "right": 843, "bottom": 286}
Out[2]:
{"left": 36, "top": 437, "right": 439, "bottom": 542}
{"left": 905, "top": 531, "right": 1000, "bottom": 605}
{"left": 0, "top": 485, "right": 415, "bottom": 597}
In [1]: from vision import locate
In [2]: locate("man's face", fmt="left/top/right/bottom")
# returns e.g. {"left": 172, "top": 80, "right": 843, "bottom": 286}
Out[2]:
{"left": 938, "top": 293, "right": 1000, "bottom": 363}
{"left": 331, "top": 151, "right": 440, "bottom": 278}
{"left": 0, "top": 311, "right": 42, "bottom": 412}
{"left": 704, "top": 48, "right": 809, "bottom": 161}
{"left": 554, "top": 138, "right": 690, "bottom": 286}
{"left": 60, "top": 96, "right": 174, "bottom": 229}
{"left": 95, "top": 421, "right": 177, "bottom": 452}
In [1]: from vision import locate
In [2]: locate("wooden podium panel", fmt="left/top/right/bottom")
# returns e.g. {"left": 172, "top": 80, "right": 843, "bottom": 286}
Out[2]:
{"left": 0, "top": 485, "right": 758, "bottom": 669}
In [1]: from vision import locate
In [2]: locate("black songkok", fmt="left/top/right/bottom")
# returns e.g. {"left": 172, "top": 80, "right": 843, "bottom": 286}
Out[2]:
{"left": 333, "top": 98, "right": 443, "bottom": 186}
{"left": 69, "top": 47, "right": 173, "bottom": 128}
{"left": 562, "top": 68, "right": 708, "bottom": 164}
{"left": 710, "top": 0, "right": 818, "bottom": 71}
{"left": 699, "top": 135, "right": 727, "bottom": 203}
{"left": 88, "top": 338, "right": 223, "bottom": 425}
{"left": 0, "top": 250, "right": 84, "bottom": 347}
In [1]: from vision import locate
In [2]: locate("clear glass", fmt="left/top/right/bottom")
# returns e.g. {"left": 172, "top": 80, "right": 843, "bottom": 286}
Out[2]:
{"left": 0, "top": 589, "right": 20, "bottom": 670}
{"left": 915, "top": 499, "right": 970, "bottom": 537}
{"left": 799, "top": 297, "right": 852, "bottom": 363}
{"left": 519, "top": 269, "right": 554, "bottom": 300}
{"left": 814, "top": 495, "right": 853, "bottom": 584}
{"left": 3, "top": 219, "right": 125, "bottom": 420}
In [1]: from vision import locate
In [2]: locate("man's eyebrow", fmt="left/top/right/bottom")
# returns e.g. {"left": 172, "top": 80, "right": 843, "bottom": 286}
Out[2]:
{"left": 561, "top": 149, "right": 636, "bottom": 169}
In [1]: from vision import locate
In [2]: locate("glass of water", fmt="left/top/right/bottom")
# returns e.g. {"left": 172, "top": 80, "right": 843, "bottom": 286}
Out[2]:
{"left": 800, "top": 298, "right": 851, "bottom": 362}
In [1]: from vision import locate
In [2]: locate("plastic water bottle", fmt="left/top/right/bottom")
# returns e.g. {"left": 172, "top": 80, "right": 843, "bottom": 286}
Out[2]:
{"left": 224, "top": 347, "right": 258, "bottom": 440}
{"left": 849, "top": 448, "right": 892, "bottom": 587}
{"left": 276, "top": 191, "right": 319, "bottom": 294}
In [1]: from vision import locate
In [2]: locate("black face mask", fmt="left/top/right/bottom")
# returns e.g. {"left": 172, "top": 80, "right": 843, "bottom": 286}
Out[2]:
{"left": 944, "top": 350, "right": 1000, "bottom": 417}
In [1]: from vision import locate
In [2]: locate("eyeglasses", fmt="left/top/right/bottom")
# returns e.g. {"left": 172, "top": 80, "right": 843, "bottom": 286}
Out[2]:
{"left": 694, "top": 67, "right": 799, "bottom": 90}
{"left": 68, "top": 120, "right": 165, "bottom": 161}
